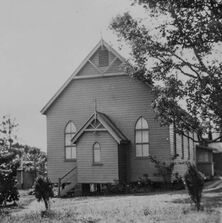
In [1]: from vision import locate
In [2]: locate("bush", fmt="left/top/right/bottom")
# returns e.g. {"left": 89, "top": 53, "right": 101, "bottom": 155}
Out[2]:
{"left": 0, "top": 155, "right": 19, "bottom": 206}
{"left": 171, "top": 173, "right": 185, "bottom": 190}
{"left": 184, "top": 163, "right": 204, "bottom": 211}
{"left": 137, "top": 174, "right": 153, "bottom": 192}
{"left": 104, "top": 175, "right": 153, "bottom": 195}
{"left": 34, "top": 176, "right": 54, "bottom": 210}
{"left": 150, "top": 156, "right": 175, "bottom": 185}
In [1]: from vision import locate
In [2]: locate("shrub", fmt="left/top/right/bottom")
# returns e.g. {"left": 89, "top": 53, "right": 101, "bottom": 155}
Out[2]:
{"left": 150, "top": 156, "right": 175, "bottom": 185}
{"left": 0, "top": 153, "right": 19, "bottom": 206}
{"left": 137, "top": 174, "right": 153, "bottom": 192}
{"left": 184, "top": 163, "right": 204, "bottom": 211}
{"left": 34, "top": 176, "right": 54, "bottom": 210}
{"left": 171, "top": 173, "right": 185, "bottom": 190}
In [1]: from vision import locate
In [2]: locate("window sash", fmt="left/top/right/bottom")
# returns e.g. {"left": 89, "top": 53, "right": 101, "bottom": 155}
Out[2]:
{"left": 65, "top": 146, "right": 76, "bottom": 160}
{"left": 135, "top": 117, "right": 149, "bottom": 157}
{"left": 136, "top": 144, "right": 143, "bottom": 157}
{"left": 65, "top": 133, "right": 75, "bottom": 146}
{"left": 136, "top": 144, "right": 149, "bottom": 157}
{"left": 136, "top": 117, "right": 149, "bottom": 129}
{"left": 93, "top": 143, "right": 101, "bottom": 163}
{"left": 94, "top": 148, "right": 101, "bottom": 163}
{"left": 65, "top": 122, "right": 76, "bottom": 134}
{"left": 135, "top": 130, "right": 149, "bottom": 143}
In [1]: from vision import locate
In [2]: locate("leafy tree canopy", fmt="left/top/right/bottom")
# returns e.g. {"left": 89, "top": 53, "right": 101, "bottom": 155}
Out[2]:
{"left": 110, "top": 0, "right": 222, "bottom": 143}
{"left": 12, "top": 143, "right": 47, "bottom": 174}
{"left": 0, "top": 115, "right": 18, "bottom": 149}
{"left": 0, "top": 118, "right": 19, "bottom": 206}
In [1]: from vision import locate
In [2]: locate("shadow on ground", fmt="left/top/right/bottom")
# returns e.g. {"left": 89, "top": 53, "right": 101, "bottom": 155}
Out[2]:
{"left": 170, "top": 189, "right": 222, "bottom": 210}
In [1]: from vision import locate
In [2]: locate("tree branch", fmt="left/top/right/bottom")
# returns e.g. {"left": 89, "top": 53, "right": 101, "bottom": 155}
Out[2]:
{"left": 171, "top": 53, "right": 201, "bottom": 79}
{"left": 174, "top": 65, "right": 197, "bottom": 79}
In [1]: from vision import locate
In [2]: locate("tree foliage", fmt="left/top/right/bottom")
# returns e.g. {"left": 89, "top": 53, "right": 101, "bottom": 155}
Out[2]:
{"left": 110, "top": 0, "right": 222, "bottom": 143}
{"left": 0, "top": 147, "right": 19, "bottom": 206}
{"left": 13, "top": 143, "right": 47, "bottom": 175}
{"left": 34, "top": 176, "right": 53, "bottom": 210}
{"left": 0, "top": 116, "right": 20, "bottom": 206}
{"left": 150, "top": 156, "right": 175, "bottom": 184}
{"left": 184, "top": 163, "right": 204, "bottom": 210}
{"left": 0, "top": 115, "right": 18, "bottom": 149}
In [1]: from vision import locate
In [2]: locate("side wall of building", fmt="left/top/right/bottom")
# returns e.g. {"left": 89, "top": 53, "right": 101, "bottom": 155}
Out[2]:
{"left": 169, "top": 125, "right": 197, "bottom": 177}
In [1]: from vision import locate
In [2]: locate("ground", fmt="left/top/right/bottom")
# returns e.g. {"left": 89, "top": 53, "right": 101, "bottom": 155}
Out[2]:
{"left": 1, "top": 181, "right": 222, "bottom": 223}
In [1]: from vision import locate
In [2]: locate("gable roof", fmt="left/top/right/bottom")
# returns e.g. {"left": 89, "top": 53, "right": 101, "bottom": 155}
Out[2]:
{"left": 71, "top": 111, "right": 129, "bottom": 144}
{"left": 41, "top": 39, "right": 127, "bottom": 115}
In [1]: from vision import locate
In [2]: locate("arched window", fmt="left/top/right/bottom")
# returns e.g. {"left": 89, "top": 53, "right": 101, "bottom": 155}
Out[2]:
{"left": 93, "top": 142, "right": 101, "bottom": 163}
{"left": 65, "top": 121, "right": 77, "bottom": 160}
{"left": 135, "top": 117, "right": 149, "bottom": 157}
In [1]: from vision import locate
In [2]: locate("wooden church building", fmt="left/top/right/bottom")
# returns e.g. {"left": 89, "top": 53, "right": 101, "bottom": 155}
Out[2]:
{"left": 41, "top": 39, "right": 196, "bottom": 196}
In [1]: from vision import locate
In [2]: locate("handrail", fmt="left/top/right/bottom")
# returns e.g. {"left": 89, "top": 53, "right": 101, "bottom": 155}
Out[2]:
{"left": 58, "top": 166, "right": 77, "bottom": 197}
{"left": 61, "top": 166, "right": 77, "bottom": 181}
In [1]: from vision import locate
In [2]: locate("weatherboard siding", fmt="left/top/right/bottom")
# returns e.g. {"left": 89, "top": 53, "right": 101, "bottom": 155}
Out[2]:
{"left": 77, "top": 131, "right": 119, "bottom": 183}
{"left": 46, "top": 115, "right": 77, "bottom": 183}
{"left": 46, "top": 75, "right": 171, "bottom": 183}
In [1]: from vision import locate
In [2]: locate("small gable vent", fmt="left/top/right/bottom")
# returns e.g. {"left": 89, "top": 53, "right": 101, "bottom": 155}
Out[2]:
{"left": 99, "top": 47, "right": 109, "bottom": 67}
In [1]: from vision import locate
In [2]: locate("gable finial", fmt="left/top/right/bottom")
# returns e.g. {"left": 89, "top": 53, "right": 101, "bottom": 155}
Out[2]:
{"left": 94, "top": 98, "right": 97, "bottom": 113}
{"left": 100, "top": 30, "right": 104, "bottom": 49}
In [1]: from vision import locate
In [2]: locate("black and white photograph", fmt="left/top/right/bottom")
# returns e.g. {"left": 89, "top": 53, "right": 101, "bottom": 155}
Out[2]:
{"left": 0, "top": 0, "right": 222, "bottom": 222}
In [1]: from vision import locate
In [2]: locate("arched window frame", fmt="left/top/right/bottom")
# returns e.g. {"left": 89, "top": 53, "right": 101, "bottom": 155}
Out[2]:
{"left": 135, "top": 117, "right": 150, "bottom": 157}
{"left": 93, "top": 142, "right": 102, "bottom": 165}
{"left": 64, "top": 121, "right": 77, "bottom": 161}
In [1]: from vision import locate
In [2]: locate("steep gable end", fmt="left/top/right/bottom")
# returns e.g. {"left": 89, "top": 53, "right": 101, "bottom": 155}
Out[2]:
{"left": 41, "top": 39, "right": 127, "bottom": 115}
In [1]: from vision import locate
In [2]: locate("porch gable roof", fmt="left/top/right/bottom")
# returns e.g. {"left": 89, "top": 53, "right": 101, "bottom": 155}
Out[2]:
{"left": 71, "top": 112, "right": 129, "bottom": 144}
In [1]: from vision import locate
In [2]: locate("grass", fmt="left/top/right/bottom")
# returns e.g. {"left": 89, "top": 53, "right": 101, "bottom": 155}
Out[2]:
{"left": 0, "top": 189, "right": 221, "bottom": 222}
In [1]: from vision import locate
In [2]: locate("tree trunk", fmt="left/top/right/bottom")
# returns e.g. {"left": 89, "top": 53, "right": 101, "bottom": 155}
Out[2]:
{"left": 43, "top": 198, "right": 48, "bottom": 210}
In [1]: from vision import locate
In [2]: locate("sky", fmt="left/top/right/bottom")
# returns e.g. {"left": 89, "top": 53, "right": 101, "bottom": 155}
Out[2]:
{"left": 0, "top": 0, "right": 135, "bottom": 151}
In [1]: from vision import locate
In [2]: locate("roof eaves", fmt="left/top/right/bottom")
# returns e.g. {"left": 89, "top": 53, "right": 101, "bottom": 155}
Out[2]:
{"left": 97, "top": 112, "right": 129, "bottom": 143}
{"left": 98, "top": 118, "right": 122, "bottom": 144}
